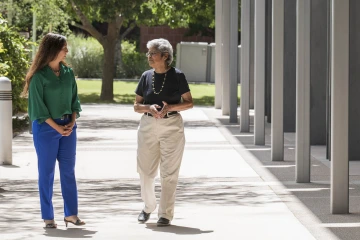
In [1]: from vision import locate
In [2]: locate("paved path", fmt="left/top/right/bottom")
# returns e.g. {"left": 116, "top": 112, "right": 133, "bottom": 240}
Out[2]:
{"left": 0, "top": 104, "right": 335, "bottom": 240}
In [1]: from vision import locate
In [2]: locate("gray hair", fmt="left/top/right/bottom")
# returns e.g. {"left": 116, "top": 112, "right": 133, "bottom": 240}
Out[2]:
{"left": 146, "top": 38, "right": 173, "bottom": 66}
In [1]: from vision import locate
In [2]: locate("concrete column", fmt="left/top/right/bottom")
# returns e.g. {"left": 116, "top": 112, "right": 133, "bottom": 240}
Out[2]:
{"left": 265, "top": 0, "right": 272, "bottom": 123}
{"left": 215, "top": 0, "right": 223, "bottom": 109}
{"left": 229, "top": 0, "right": 238, "bottom": 123}
{"left": 330, "top": 0, "right": 349, "bottom": 214}
{"left": 221, "top": 0, "right": 230, "bottom": 116}
{"left": 254, "top": 0, "right": 266, "bottom": 145}
{"left": 249, "top": 0, "right": 255, "bottom": 110}
{"left": 349, "top": 0, "right": 360, "bottom": 160}
{"left": 271, "top": 0, "right": 284, "bottom": 161}
{"left": 240, "top": 0, "right": 251, "bottom": 132}
{"left": 310, "top": 0, "right": 328, "bottom": 145}
{"left": 296, "top": 0, "right": 311, "bottom": 183}
{"left": 326, "top": 1, "right": 331, "bottom": 160}
{"left": 284, "top": 0, "right": 297, "bottom": 132}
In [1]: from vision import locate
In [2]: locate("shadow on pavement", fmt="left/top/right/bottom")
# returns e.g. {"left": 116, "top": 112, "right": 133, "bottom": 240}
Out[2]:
{"left": 43, "top": 227, "right": 97, "bottom": 238}
{"left": 77, "top": 119, "right": 139, "bottom": 130}
{"left": 213, "top": 114, "right": 360, "bottom": 240}
{"left": 77, "top": 117, "right": 217, "bottom": 130}
{"left": 0, "top": 178, "right": 281, "bottom": 234}
{"left": 145, "top": 223, "right": 214, "bottom": 235}
{"left": 0, "top": 165, "right": 20, "bottom": 168}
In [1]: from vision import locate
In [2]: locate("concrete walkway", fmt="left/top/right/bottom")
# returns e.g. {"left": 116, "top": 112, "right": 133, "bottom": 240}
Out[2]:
{"left": 0, "top": 104, "right": 343, "bottom": 239}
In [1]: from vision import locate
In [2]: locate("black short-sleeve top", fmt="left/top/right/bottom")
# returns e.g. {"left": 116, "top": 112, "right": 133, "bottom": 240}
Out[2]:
{"left": 135, "top": 67, "right": 190, "bottom": 108}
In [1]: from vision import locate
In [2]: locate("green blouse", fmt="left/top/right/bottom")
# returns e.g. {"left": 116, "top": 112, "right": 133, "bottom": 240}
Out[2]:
{"left": 28, "top": 64, "right": 82, "bottom": 123}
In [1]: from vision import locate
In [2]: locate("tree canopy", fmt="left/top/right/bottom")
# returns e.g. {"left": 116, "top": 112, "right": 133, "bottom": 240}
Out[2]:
{"left": 1, "top": 0, "right": 72, "bottom": 35}
{"left": 1, "top": 0, "right": 218, "bottom": 101}
{"left": 142, "top": 0, "right": 215, "bottom": 37}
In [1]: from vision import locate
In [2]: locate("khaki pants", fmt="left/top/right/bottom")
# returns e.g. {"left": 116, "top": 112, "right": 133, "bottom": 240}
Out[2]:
{"left": 137, "top": 113, "right": 185, "bottom": 220}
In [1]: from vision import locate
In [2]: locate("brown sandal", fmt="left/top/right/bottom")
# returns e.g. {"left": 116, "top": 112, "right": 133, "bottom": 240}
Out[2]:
{"left": 44, "top": 220, "right": 57, "bottom": 228}
{"left": 64, "top": 217, "right": 86, "bottom": 227}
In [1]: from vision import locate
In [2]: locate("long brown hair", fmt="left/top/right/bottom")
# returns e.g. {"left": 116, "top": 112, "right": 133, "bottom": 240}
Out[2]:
{"left": 22, "top": 33, "right": 68, "bottom": 96}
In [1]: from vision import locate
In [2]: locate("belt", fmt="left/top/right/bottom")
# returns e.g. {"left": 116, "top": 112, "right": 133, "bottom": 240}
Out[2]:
{"left": 144, "top": 111, "right": 178, "bottom": 118}
{"left": 60, "top": 114, "right": 71, "bottom": 120}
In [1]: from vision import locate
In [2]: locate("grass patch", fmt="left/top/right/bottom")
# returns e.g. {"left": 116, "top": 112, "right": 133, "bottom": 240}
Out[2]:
{"left": 77, "top": 80, "right": 240, "bottom": 106}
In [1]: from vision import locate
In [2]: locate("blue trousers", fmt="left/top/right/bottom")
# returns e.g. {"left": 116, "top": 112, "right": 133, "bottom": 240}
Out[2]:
{"left": 32, "top": 118, "right": 78, "bottom": 220}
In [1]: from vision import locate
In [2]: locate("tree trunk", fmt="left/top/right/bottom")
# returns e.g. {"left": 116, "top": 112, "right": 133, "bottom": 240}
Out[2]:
{"left": 100, "top": 22, "right": 119, "bottom": 101}
{"left": 101, "top": 42, "right": 116, "bottom": 101}
{"left": 114, "top": 40, "right": 123, "bottom": 78}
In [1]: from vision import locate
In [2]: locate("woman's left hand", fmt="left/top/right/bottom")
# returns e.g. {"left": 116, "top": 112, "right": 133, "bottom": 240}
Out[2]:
{"left": 159, "top": 101, "right": 169, "bottom": 118}
{"left": 64, "top": 121, "right": 75, "bottom": 131}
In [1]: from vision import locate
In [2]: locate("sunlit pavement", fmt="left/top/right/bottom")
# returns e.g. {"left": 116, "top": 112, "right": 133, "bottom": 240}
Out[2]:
{"left": 0, "top": 104, "right": 341, "bottom": 239}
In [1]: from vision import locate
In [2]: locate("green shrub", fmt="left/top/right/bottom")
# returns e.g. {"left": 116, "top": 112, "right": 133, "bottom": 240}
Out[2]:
{"left": 13, "top": 115, "right": 30, "bottom": 135}
{"left": 66, "top": 36, "right": 152, "bottom": 79}
{"left": 66, "top": 34, "right": 104, "bottom": 78}
{"left": 0, "top": 17, "right": 31, "bottom": 114}
{"left": 119, "top": 40, "right": 150, "bottom": 78}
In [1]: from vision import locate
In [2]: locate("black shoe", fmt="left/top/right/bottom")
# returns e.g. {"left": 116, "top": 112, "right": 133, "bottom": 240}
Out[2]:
{"left": 138, "top": 210, "right": 151, "bottom": 223}
{"left": 157, "top": 217, "right": 170, "bottom": 226}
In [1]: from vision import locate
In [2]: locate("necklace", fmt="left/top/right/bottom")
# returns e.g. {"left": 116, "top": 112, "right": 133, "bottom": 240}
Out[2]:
{"left": 152, "top": 71, "right": 166, "bottom": 94}
{"left": 49, "top": 65, "right": 60, "bottom": 74}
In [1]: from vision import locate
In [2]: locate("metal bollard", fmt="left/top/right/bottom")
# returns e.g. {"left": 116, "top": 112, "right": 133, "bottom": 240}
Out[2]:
{"left": 0, "top": 77, "right": 12, "bottom": 165}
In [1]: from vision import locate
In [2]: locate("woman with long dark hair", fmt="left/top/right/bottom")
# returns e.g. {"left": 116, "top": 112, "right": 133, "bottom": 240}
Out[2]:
{"left": 23, "top": 33, "right": 85, "bottom": 228}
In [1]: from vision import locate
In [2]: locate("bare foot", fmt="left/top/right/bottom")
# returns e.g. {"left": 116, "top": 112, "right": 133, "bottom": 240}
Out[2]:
{"left": 64, "top": 215, "right": 78, "bottom": 222}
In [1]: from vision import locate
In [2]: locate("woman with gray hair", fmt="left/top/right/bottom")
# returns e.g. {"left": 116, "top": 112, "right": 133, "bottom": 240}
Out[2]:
{"left": 134, "top": 38, "right": 193, "bottom": 226}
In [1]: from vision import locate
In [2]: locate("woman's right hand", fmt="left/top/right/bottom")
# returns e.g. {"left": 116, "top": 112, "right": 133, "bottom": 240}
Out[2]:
{"left": 56, "top": 125, "right": 73, "bottom": 136}
{"left": 45, "top": 118, "right": 73, "bottom": 137}
{"left": 149, "top": 104, "right": 162, "bottom": 118}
